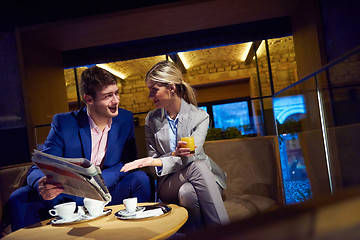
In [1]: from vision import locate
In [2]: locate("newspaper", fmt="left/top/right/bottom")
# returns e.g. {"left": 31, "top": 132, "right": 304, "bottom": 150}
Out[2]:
{"left": 31, "top": 150, "right": 111, "bottom": 202}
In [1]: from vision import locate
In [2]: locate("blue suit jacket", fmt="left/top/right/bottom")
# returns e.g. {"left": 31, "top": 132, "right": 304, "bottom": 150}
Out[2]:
{"left": 27, "top": 107, "right": 137, "bottom": 191}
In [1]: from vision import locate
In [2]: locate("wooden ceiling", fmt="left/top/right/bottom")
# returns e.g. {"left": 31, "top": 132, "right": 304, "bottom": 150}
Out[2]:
{"left": 17, "top": 0, "right": 299, "bottom": 51}
{"left": 14, "top": 0, "right": 299, "bottom": 82}
{"left": 0, "top": 0, "right": 181, "bottom": 31}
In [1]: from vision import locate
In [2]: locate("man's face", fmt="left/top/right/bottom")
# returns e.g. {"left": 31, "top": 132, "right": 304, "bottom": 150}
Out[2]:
{"left": 86, "top": 84, "right": 120, "bottom": 120}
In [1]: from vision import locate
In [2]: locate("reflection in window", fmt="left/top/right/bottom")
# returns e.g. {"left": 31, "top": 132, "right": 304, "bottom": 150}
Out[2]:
{"left": 273, "top": 95, "right": 306, "bottom": 124}
{"left": 273, "top": 95, "right": 311, "bottom": 204}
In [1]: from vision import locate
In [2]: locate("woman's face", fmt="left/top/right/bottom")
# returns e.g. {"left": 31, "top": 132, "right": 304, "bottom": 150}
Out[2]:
{"left": 146, "top": 81, "right": 174, "bottom": 109}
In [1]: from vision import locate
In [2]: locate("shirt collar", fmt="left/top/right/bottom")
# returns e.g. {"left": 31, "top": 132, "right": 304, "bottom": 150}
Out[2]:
{"left": 165, "top": 110, "right": 179, "bottom": 123}
{"left": 87, "top": 111, "right": 112, "bottom": 133}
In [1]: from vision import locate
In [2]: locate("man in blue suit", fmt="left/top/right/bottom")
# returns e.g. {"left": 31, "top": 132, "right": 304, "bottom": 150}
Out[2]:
{"left": 5, "top": 66, "right": 152, "bottom": 231}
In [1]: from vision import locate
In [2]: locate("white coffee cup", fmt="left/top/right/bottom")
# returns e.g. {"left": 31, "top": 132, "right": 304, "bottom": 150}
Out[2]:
{"left": 49, "top": 202, "right": 76, "bottom": 220}
{"left": 123, "top": 197, "right": 137, "bottom": 213}
{"left": 83, "top": 198, "right": 107, "bottom": 217}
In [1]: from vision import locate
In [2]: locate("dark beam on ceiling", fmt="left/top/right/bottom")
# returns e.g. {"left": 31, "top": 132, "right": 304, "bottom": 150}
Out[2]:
{"left": 245, "top": 41, "right": 262, "bottom": 65}
{"left": 168, "top": 53, "right": 187, "bottom": 73}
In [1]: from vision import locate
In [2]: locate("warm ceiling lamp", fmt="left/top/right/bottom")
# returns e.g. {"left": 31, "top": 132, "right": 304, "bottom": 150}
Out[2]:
{"left": 177, "top": 52, "right": 190, "bottom": 69}
{"left": 241, "top": 42, "right": 253, "bottom": 61}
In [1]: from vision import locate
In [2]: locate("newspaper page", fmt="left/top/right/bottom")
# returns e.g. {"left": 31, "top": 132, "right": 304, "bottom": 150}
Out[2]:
{"left": 31, "top": 150, "right": 111, "bottom": 202}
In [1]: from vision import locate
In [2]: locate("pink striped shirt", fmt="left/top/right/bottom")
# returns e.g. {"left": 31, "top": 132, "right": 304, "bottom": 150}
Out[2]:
{"left": 87, "top": 114, "right": 112, "bottom": 166}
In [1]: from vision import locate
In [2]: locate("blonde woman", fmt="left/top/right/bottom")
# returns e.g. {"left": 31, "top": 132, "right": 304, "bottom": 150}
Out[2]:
{"left": 121, "top": 60, "right": 229, "bottom": 231}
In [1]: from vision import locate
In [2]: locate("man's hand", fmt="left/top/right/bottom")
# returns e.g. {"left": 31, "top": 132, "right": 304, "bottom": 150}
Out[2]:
{"left": 120, "top": 157, "right": 162, "bottom": 172}
{"left": 38, "top": 175, "right": 64, "bottom": 200}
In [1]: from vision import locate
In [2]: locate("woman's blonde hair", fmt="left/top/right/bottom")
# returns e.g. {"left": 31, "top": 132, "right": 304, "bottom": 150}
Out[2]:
{"left": 145, "top": 60, "right": 197, "bottom": 106}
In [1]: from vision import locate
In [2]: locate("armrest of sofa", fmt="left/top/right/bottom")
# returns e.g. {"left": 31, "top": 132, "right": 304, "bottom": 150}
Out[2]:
{"left": 0, "top": 163, "right": 32, "bottom": 230}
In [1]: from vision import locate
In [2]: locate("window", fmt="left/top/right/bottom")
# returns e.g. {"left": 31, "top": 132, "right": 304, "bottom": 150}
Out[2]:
{"left": 199, "top": 99, "right": 255, "bottom": 135}
{"left": 213, "top": 102, "right": 252, "bottom": 133}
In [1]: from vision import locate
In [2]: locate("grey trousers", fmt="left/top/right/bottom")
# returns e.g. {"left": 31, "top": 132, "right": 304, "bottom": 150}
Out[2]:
{"left": 157, "top": 160, "right": 230, "bottom": 232}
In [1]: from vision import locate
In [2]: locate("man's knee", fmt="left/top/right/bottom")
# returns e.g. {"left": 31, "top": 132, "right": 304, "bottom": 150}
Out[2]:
{"left": 127, "top": 170, "right": 153, "bottom": 202}
{"left": 130, "top": 170, "right": 151, "bottom": 187}
{"left": 8, "top": 186, "right": 37, "bottom": 205}
{"left": 5, "top": 186, "right": 43, "bottom": 231}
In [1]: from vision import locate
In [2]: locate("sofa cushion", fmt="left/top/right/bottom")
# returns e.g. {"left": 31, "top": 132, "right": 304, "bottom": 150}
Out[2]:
{"left": 224, "top": 194, "right": 277, "bottom": 222}
{"left": 224, "top": 199, "right": 257, "bottom": 222}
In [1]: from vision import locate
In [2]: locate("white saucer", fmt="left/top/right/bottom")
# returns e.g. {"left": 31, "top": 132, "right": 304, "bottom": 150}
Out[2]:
{"left": 116, "top": 206, "right": 145, "bottom": 217}
{"left": 50, "top": 213, "right": 81, "bottom": 224}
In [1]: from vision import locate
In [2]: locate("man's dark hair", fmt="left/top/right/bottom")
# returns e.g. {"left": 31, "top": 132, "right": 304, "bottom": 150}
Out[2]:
{"left": 80, "top": 66, "right": 117, "bottom": 100}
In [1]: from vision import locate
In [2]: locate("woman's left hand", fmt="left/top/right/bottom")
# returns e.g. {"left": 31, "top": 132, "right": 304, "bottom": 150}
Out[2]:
{"left": 120, "top": 157, "right": 162, "bottom": 172}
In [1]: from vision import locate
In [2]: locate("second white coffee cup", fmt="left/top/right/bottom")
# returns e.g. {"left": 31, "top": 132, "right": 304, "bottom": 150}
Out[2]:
{"left": 123, "top": 197, "right": 137, "bottom": 213}
{"left": 83, "top": 198, "right": 107, "bottom": 217}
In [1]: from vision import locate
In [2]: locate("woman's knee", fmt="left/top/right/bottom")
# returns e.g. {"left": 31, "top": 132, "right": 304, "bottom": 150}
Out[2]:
{"left": 188, "top": 161, "right": 213, "bottom": 180}
{"left": 178, "top": 182, "right": 198, "bottom": 208}
{"left": 189, "top": 160, "right": 209, "bottom": 173}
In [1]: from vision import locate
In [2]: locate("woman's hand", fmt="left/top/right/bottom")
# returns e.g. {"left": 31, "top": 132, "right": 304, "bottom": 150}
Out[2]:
{"left": 173, "top": 141, "right": 196, "bottom": 156}
{"left": 38, "top": 175, "right": 64, "bottom": 200}
{"left": 120, "top": 157, "right": 162, "bottom": 172}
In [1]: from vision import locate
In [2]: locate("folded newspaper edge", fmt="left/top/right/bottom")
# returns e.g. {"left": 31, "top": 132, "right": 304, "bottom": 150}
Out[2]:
{"left": 31, "top": 150, "right": 112, "bottom": 202}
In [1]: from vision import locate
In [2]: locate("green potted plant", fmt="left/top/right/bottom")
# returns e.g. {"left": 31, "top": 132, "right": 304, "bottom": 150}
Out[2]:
{"left": 223, "top": 127, "right": 242, "bottom": 139}
{"left": 205, "top": 128, "right": 223, "bottom": 141}
{"left": 206, "top": 126, "right": 248, "bottom": 141}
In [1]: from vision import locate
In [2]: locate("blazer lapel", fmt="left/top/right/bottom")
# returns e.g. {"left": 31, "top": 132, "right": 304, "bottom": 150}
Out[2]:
{"left": 153, "top": 100, "right": 193, "bottom": 153}
{"left": 177, "top": 99, "right": 193, "bottom": 139}
{"left": 154, "top": 108, "right": 171, "bottom": 153}
{"left": 104, "top": 120, "right": 118, "bottom": 164}
{"left": 77, "top": 107, "right": 92, "bottom": 160}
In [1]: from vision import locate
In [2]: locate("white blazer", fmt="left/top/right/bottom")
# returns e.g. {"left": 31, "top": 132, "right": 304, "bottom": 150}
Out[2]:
{"left": 145, "top": 98, "right": 227, "bottom": 189}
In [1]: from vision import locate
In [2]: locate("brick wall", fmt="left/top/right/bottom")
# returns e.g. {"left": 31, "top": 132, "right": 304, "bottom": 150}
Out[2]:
{"left": 65, "top": 36, "right": 298, "bottom": 126}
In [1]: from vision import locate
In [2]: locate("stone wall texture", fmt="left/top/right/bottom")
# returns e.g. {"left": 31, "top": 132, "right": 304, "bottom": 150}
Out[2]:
{"left": 65, "top": 36, "right": 298, "bottom": 126}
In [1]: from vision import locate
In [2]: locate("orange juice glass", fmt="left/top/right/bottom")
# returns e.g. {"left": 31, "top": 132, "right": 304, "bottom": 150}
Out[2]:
{"left": 181, "top": 136, "right": 195, "bottom": 154}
